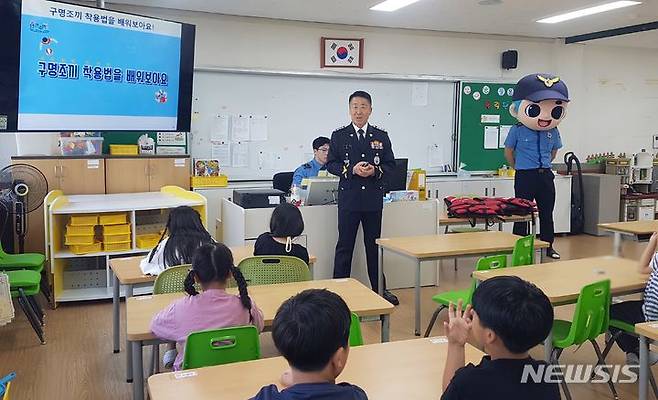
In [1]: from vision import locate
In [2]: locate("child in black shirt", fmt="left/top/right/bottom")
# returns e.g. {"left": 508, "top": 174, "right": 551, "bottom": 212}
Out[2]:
{"left": 441, "top": 276, "right": 561, "bottom": 400}
{"left": 254, "top": 203, "right": 309, "bottom": 265}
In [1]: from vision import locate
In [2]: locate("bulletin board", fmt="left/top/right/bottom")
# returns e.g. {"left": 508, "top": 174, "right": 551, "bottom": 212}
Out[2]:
{"left": 458, "top": 82, "right": 517, "bottom": 171}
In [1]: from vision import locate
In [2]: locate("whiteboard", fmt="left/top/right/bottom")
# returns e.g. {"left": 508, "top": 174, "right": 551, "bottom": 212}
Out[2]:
{"left": 190, "top": 70, "right": 456, "bottom": 180}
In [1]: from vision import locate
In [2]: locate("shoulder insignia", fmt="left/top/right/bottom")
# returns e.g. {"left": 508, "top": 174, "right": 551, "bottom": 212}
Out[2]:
{"left": 332, "top": 125, "right": 348, "bottom": 134}
{"left": 371, "top": 125, "right": 388, "bottom": 134}
{"left": 303, "top": 163, "right": 311, "bottom": 169}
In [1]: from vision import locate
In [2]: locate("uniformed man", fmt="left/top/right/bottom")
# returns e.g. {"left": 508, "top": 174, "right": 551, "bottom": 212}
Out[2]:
{"left": 504, "top": 73, "right": 570, "bottom": 260}
{"left": 291, "top": 136, "right": 330, "bottom": 187}
{"left": 326, "top": 91, "right": 399, "bottom": 305}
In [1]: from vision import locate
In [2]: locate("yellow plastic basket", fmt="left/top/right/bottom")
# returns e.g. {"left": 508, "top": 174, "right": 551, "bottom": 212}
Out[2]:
{"left": 64, "top": 235, "right": 96, "bottom": 246}
{"left": 190, "top": 175, "right": 228, "bottom": 188}
{"left": 109, "top": 144, "right": 139, "bottom": 155}
{"left": 69, "top": 214, "right": 98, "bottom": 226}
{"left": 99, "top": 213, "right": 128, "bottom": 225}
{"left": 66, "top": 224, "right": 95, "bottom": 236}
{"left": 103, "top": 233, "right": 131, "bottom": 244}
{"left": 136, "top": 233, "right": 161, "bottom": 249}
{"left": 70, "top": 242, "right": 102, "bottom": 255}
{"left": 104, "top": 241, "right": 132, "bottom": 252}
{"left": 101, "top": 224, "right": 131, "bottom": 235}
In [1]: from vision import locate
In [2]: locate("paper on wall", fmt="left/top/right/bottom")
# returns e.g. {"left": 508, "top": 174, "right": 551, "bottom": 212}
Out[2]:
{"left": 211, "top": 115, "right": 230, "bottom": 142}
{"left": 211, "top": 142, "right": 231, "bottom": 166}
{"left": 249, "top": 115, "right": 268, "bottom": 141}
{"left": 480, "top": 114, "right": 501, "bottom": 124}
{"left": 157, "top": 132, "right": 186, "bottom": 146}
{"left": 484, "top": 126, "right": 499, "bottom": 150}
{"left": 232, "top": 142, "right": 249, "bottom": 167}
{"left": 498, "top": 125, "right": 512, "bottom": 148}
{"left": 231, "top": 115, "right": 250, "bottom": 142}
{"left": 412, "top": 82, "right": 429, "bottom": 106}
{"left": 156, "top": 146, "right": 186, "bottom": 155}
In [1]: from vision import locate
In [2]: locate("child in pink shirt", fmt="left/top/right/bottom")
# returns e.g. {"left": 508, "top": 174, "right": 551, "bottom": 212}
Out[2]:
{"left": 150, "top": 242, "right": 264, "bottom": 371}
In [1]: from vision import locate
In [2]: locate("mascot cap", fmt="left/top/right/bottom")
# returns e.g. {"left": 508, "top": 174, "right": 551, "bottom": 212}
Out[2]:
{"left": 513, "top": 73, "right": 570, "bottom": 102}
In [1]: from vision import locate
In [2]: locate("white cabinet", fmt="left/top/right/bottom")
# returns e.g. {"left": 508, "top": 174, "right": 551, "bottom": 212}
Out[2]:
{"left": 461, "top": 180, "right": 491, "bottom": 197}
{"left": 490, "top": 179, "right": 515, "bottom": 198}
{"left": 461, "top": 179, "right": 515, "bottom": 198}
{"left": 553, "top": 176, "right": 572, "bottom": 234}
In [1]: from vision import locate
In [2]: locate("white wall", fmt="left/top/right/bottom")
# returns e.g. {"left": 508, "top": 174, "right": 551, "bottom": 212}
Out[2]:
{"left": 2, "top": 5, "right": 657, "bottom": 169}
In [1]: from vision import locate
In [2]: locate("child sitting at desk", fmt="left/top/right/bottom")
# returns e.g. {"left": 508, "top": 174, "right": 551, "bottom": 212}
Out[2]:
{"left": 139, "top": 206, "right": 214, "bottom": 275}
{"left": 254, "top": 203, "right": 309, "bottom": 265}
{"left": 151, "top": 243, "right": 264, "bottom": 371}
{"left": 441, "top": 276, "right": 559, "bottom": 400}
{"left": 609, "top": 231, "right": 658, "bottom": 365}
{"left": 251, "top": 289, "right": 367, "bottom": 400}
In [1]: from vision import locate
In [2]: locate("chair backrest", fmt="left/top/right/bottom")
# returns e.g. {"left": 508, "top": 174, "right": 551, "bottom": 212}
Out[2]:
{"left": 465, "top": 255, "right": 508, "bottom": 304}
{"left": 349, "top": 312, "right": 363, "bottom": 347}
{"left": 237, "top": 256, "right": 310, "bottom": 286}
{"left": 182, "top": 326, "right": 261, "bottom": 370}
{"left": 511, "top": 234, "right": 534, "bottom": 267}
{"left": 559, "top": 279, "right": 611, "bottom": 347}
{"left": 153, "top": 264, "right": 192, "bottom": 294}
{"left": 273, "top": 172, "right": 294, "bottom": 193}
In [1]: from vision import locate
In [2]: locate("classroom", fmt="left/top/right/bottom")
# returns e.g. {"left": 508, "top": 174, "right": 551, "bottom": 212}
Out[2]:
{"left": 1, "top": 0, "right": 658, "bottom": 399}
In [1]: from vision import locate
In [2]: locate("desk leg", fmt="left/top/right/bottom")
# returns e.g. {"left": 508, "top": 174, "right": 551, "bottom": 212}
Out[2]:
{"left": 532, "top": 215, "right": 537, "bottom": 236}
{"left": 113, "top": 273, "right": 120, "bottom": 354}
{"left": 131, "top": 340, "right": 144, "bottom": 400}
{"left": 415, "top": 259, "right": 421, "bottom": 336}
{"left": 126, "top": 284, "right": 134, "bottom": 383}
{"left": 640, "top": 335, "right": 649, "bottom": 400}
{"left": 377, "top": 246, "right": 384, "bottom": 297}
{"left": 613, "top": 232, "right": 622, "bottom": 257}
{"left": 498, "top": 221, "right": 503, "bottom": 231}
{"left": 544, "top": 330, "right": 553, "bottom": 362}
{"left": 381, "top": 314, "right": 390, "bottom": 343}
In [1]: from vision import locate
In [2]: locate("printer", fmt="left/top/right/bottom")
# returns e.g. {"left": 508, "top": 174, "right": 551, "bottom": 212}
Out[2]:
{"left": 233, "top": 189, "right": 286, "bottom": 209}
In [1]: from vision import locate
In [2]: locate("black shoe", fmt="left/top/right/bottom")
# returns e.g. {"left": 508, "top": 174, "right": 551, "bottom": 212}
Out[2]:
{"left": 546, "top": 247, "right": 561, "bottom": 259}
{"left": 383, "top": 290, "right": 399, "bottom": 306}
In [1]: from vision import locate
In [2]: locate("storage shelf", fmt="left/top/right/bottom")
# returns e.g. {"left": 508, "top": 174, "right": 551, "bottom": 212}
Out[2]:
{"left": 58, "top": 285, "right": 154, "bottom": 302}
{"left": 54, "top": 248, "right": 150, "bottom": 259}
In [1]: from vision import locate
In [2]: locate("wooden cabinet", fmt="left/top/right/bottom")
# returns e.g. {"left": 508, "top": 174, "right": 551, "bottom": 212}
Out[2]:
{"left": 105, "top": 157, "right": 190, "bottom": 194}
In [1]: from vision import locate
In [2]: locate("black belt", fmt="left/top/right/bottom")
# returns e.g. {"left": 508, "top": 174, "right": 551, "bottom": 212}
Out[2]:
{"left": 518, "top": 168, "right": 551, "bottom": 173}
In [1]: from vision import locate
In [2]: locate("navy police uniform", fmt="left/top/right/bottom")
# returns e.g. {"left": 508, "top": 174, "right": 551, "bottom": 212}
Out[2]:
{"left": 326, "top": 123, "right": 395, "bottom": 293}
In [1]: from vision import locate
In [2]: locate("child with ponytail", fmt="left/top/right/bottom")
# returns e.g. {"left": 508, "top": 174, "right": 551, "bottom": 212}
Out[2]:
{"left": 150, "top": 242, "right": 264, "bottom": 371}
{"left": 254, "top": 203, "right": 309, "bottom": 265}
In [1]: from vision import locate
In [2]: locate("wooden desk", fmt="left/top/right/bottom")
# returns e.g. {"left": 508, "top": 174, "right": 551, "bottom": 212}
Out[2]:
{"left": 599, "top": 220, "right": 658, "bottom": 256}
{"left": 376, "top": 231, "right": 550, "bottom": 336}
{"left": 636, "top": 322, "right": 658, "bottom": 400}
{"left": 439, "top": 212, "right": 536, "bottom": 234}
{"left": 109, "top": 246, "right": 317, "bottom": 383}
{"left": 148, "top": 338, "right": 484, "bottom": 400}
{"left": 128, "top": 278, "right": 394, "bottom": 400}
{"left": 474, "top": 256, "right": 647, "bottom": 361}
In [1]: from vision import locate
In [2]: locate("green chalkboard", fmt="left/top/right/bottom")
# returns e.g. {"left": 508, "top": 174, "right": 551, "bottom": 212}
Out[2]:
{"left": 458, "top": 82, "right": 517, "bottom": 171}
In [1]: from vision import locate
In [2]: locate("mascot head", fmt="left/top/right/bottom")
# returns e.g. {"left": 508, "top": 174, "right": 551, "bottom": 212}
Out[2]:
{"left": 509, "top": 74, "right": 570, "bottom": 131}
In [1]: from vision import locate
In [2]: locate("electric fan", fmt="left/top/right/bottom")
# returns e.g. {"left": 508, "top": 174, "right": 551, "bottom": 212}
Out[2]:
{"left": 0, "top": 164, "right": 48, "bottom": 254}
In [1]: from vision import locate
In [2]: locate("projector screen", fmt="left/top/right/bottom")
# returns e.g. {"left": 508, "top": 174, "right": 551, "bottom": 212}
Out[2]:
{"left": 0, "top": 0, "right": 195, "bottom": 132}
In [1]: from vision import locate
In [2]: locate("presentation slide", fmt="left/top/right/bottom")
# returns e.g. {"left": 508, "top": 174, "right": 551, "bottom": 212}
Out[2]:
{"left": 18, "top": 0, "right": 182, "bottom": 131}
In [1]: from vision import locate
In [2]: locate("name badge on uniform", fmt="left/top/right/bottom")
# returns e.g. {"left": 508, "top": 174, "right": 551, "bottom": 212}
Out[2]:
{"left": 547, "top": 132, "right": 552, "bottom": 139}
{"left": 370, "top": 140, "right": 383, "bottom": 150}
{"left": 374, "top": 155, "right": 380, "bottom": 166}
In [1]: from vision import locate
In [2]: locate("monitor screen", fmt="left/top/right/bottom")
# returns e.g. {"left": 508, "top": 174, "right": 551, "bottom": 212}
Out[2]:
{"left": 384, "top": 158, "right": 409, "bottom": 193}
{"left": 0, "top": 0, "right": 195, "bottom": 132}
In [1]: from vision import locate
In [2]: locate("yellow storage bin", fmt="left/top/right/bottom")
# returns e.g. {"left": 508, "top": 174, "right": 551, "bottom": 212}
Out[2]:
{"left": 66, "top": 224, "right": 95, "bottom": 236}
{"left": 190, "top": 175, "right": 228, "bottom": 188}
{"left": 69, "top": 214, "right": 98, "bottom": 226}
{"left": 101, "top": 224, "right": 131, "bottom": 235}
{"left": 99, "top": 213, "right": 128, "bottom": 225}
{"left": 65, "top": 235, "right": 96, "bottom": 246}
{"left": 109, "top": 144, "right": 139, "bottom": 155}
{"left": 104, "top": 241, "right": 132, "bottom": 252}
{"left": 136, "top": 233, "right": 161, "bottom": 249}
{"left": 103, "top": 233, "right": 131, "bottom": 243}
{"left": 70, "top": 242, "right": 102, "bottom": 255}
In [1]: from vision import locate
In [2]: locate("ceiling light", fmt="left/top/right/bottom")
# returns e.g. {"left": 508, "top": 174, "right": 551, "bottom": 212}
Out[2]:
{"left": 370, "top": 0, "right": 422, "bottom": 12}
{"left": 537, "top": 1, "right": 641, "bottom": 24}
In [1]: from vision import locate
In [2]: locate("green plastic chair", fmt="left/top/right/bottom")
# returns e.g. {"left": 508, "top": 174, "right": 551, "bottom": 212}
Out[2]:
{"left": 182, "top": 325, "right": 261, "bottom": 370}
{"left": 511, "top": 234, "right": 534, "bottom": 267}
{"left": 5, "top": 270, "right": 45, "bottom": 344}
{"left": 153, "top": 264, "right": 192, "bottom": 294}
{"left": 424, "top": 254, "right": 507, "bottom": 337}
{"left": 0, "top": 242, "right": 46, "bottom": 272}
{"left": 349, "top": 312, "right": 364, "bottom": 347}
{"left": 549, "top": 279, "right": 616, "bottom": 400}
{"left": 237, "top": 256, "right": 310, "bottom": 286}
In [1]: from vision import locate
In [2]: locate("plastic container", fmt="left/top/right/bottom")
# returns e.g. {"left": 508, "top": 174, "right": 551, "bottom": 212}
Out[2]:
{"left": 99, "top": 213, "right": 128, "bottom": 225}
{"left": 69, "top": 214, "right": 98, "bottom": 226}
{"left": 190, "top": 175, "right": 228, "bottom": 188}
{"left": 59, "top": 137, "right": 103, "bottom": 156}
{"left": 103, "top": 233, "right": 131, "bottom": 243}
{"left": 109, "top": 144, "right": 139, "bottom": 155}
{"left": 136, "top": 233, "right": 161, "bottom": 249}
{"left": 104, "top": 241, "right": 132, "bottom": 252}
{"left": 66, "top": 224, "right": 95, "bottom": 236}
{"left": 64, "top": 235, "right": 96, "bottom": 246}
{"left": 101, "top": 224, "right": 130, "bottom": 235}
{"left": 70, "top": 242, "right": 102, "bottom": 255}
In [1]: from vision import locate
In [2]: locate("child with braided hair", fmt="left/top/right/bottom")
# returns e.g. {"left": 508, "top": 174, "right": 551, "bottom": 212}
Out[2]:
{"left": 150, "top": 242, "right": 264, "bottom": 371}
